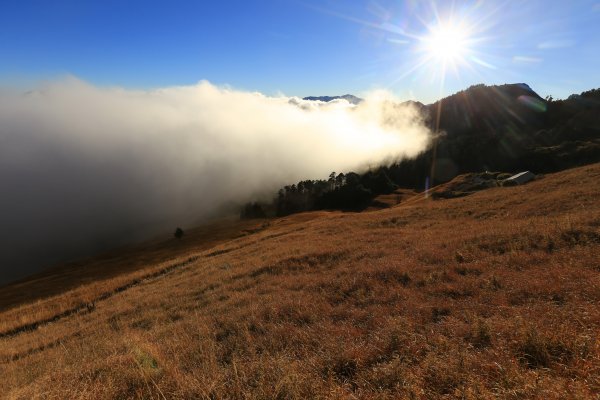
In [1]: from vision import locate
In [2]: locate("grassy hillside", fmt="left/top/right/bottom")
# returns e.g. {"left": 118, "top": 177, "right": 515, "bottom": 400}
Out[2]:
{"left": 1, "top": 163, "right": 599, "bottom": 399}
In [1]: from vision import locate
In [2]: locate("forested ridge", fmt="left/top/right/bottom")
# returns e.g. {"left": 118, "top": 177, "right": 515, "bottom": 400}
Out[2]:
{"left": 242, "top": 84, "right": 600, "bottom": 218}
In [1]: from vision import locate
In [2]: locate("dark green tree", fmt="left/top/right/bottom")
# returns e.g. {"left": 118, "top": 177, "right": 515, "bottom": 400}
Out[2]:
{"left": 174, "top": 227, "right": 184, "bottom": 240}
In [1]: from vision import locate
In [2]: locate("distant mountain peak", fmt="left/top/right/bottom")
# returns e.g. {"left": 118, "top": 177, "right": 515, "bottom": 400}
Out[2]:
{"left": 303, "top": 94, "right": 363, "bottom": 105}
{"left": 428, "top": 82, "right": 544, "bottom": 108}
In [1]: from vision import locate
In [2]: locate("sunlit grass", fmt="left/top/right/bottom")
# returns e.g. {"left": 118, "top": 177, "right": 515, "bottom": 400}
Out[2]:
{"left": 1, "top": 163, "right": 599, "bottom": 398}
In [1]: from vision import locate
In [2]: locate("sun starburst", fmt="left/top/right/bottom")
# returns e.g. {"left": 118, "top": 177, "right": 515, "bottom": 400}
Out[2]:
{"left": 422, "top": 22, "right": 470, "bottom": 64}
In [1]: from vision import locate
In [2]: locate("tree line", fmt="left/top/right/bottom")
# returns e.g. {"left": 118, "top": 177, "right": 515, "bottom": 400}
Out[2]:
{"left": 241, "top": 169, "right": 398, "bottom": 218}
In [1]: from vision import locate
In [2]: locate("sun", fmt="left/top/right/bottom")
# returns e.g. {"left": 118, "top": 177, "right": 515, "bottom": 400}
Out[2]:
{"left": 405, "top": 17, "right": 477, "bottom": 86}
{"left": 423, "top": 22, "right": 470, "bottom": 63}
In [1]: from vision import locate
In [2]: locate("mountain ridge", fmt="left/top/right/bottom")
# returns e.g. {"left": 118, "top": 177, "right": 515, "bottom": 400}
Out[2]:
{"left": 302, "top": 94, "right": 363, "bottom": 104}
{"left": 261, "top": 82, "right": 600, "bottom": 215}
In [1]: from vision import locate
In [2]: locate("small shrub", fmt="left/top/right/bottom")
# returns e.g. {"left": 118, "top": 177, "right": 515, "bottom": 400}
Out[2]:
{"left": 174, "top": 227, "right": 184, "bottom": 239}
{"left": 517, "top": 328, "right": 575, "bottom": 368}
{"left": 373, "top": 268, "right": 411, "bottom": 286}
{"left": 518, "top": 329, "right": 552, "bottom": 368}
{"left": 432, "top": 307, "right": 451, "bottom": 323}
{"left": 481, "top": 275, "right": 502, "bottom": 291}
{"left": 454, "top": 266, "right": 481, "bottom": 276}
{"left": 454, "top": 251, "right": 466, "bottom": 263}
{"left": 331, "top": 356, "right": 358, "bottom": 382}
{"left": 468, "top": 320, "right": 492, "bottom": 348}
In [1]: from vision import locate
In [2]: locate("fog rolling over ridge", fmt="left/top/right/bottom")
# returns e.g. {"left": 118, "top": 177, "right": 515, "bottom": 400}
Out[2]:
{"left": 0, "top": 78, "right": 431, "bottom": 284}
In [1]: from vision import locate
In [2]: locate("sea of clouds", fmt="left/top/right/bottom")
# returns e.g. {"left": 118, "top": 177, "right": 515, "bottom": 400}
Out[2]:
{"left": 0, "top": 78, "right": 431, "bottom": 283}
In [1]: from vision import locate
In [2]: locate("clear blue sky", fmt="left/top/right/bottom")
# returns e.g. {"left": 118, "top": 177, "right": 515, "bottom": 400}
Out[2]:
{"left": 1, "top": 0, "right": 599, "bottom": 103}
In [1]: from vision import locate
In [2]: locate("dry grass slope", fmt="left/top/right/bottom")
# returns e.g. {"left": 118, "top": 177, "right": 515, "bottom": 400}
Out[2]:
{"left": 1, "top": 164, "right": 599, "bottom": 399}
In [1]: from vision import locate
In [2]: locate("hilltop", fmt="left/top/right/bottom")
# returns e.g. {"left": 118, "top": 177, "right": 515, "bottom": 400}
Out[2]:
{"left": 402, "top": 83, "right": 600, "bottom": 184}
{"left": 1, "top": 162, "right": 599, "bottom": 399}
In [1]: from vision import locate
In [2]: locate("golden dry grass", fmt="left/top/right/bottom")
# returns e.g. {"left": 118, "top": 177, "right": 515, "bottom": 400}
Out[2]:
{"left": 367, "top": 188, "right": 419, "bottom": 211}
{"left": 1, "top": 164, "right": 599, "bottom": 399}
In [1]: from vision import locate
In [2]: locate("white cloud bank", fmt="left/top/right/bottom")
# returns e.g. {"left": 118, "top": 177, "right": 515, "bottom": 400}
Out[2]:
{"left": 0, "top": 78, "right": 430, "bottom": 283}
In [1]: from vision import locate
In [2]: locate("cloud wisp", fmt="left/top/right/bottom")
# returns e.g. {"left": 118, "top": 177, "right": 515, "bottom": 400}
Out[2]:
{"left": 0, "top": 78, "right": 430, "bottom": 283}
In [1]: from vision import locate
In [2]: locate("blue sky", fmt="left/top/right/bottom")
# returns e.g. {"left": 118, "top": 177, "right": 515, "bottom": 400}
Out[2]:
{"left": 1, "top": 0, "right": 599, "bottom": 103}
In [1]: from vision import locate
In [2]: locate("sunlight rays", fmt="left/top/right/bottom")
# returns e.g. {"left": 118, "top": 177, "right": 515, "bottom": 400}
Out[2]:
{"left": 307, "top": 1, "right": 505, "bottom": 94}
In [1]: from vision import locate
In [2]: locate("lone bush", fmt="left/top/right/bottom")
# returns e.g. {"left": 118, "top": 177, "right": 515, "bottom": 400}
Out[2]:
{"left": 174, "top": 227, "right": 184, "bottom": 240}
